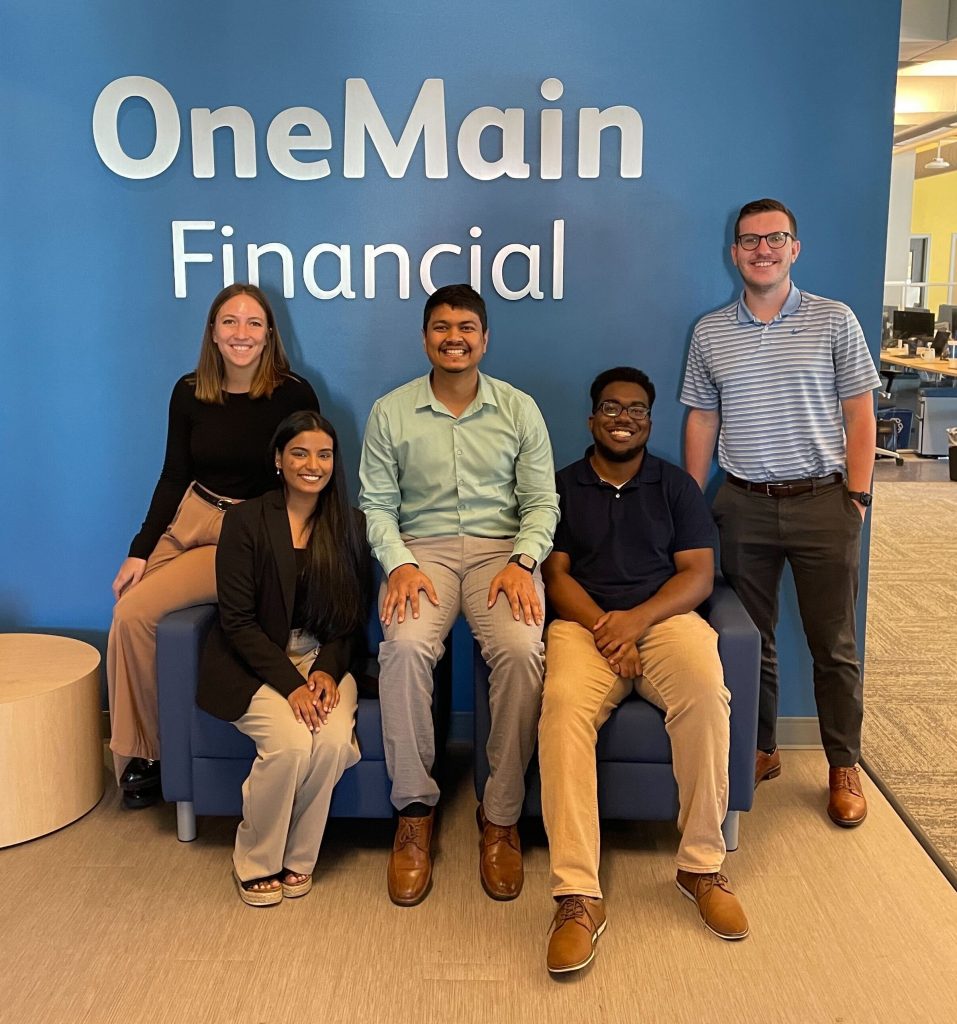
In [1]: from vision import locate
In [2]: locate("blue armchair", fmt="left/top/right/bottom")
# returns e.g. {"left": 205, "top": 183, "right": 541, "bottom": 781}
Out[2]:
{"left": 157, "top": 605, "right": 434, "bottom": 841}
{"left": 472, "top": 579, "right": 760, "bottom": 850}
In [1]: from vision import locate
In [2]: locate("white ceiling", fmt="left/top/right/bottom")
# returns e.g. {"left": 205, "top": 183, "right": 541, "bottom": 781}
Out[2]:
{"left": 896, "top": 0, "right": 957, "bottom": 147}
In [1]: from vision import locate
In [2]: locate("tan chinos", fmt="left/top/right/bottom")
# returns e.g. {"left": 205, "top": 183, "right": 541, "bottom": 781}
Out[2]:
{"left": 107, "top": 486, "right": 224, "bottom": 776}
{"left": 538, "top": 613, "right": 731, "bottom": 898}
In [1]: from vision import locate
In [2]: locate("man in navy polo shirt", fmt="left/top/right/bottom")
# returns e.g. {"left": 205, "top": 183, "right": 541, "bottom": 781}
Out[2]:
{"left": 539, "top": 367, "right": 748, "bottom": 976}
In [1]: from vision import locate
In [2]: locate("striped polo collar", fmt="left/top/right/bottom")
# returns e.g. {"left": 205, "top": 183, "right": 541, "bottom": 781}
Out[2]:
{"left": 736, "top": 283, "right": 803, "bottom": 325}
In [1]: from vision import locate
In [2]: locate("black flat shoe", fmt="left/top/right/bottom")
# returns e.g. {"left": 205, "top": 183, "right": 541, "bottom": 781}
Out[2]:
{"left": 122, "top": 782, "right": 161, "bottom": 809}
{"left": 120, "top": 758, "right": 161, "bottom": 792}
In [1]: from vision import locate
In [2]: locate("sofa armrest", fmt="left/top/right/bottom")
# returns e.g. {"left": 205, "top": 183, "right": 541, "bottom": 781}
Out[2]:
{"left": 700, "top": 579, "right": 761, "bottom": 810}
{"left": 157, "top": 604, "right": 217, "bottom": 802}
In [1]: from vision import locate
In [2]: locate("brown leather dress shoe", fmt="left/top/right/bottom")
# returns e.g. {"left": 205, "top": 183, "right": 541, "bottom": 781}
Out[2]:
{"left": 546, "top": 896, "right": 606, "bottom": 974}
{"left": 387, "top": 810, "right": 435, "bottom": 906}
{"left": 827, "top": 765, "right": 867, "bottom": 827}
{"left": 476, "top": 804, "right": 523, "bottom": 900}
{"left": 754, "top": 748, "right": 781, "bottom": 788}
{"left": 676, "top": 870, "right": 750, "bottom": 940}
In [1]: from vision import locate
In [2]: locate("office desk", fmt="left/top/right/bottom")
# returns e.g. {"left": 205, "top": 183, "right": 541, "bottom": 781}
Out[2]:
{"left": 880, "top": 352, "right": 957, "bottom": 378}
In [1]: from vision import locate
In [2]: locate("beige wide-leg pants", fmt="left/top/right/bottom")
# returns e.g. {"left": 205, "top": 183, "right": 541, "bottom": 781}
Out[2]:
{"left": 107, "top": 486, "right": 224, "bottom": 776}
{"left": 232, "top": 635, "right": 360, "bottom": 881}
{"left": 538, "top": 613, "right": 731, "bottom": 899}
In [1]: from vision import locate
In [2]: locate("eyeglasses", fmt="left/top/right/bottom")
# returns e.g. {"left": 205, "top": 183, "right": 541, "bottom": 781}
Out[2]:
{"left": 596, "top": 400, "right": 650, "bottom": 421}
{"left": 735, "top": 231, "right": 795, "bottom": 250}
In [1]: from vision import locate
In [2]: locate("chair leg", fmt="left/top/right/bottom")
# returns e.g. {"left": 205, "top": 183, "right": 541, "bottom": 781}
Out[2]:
{"left": 721, "top": 810, "right": 740, "bottom": 852}
{"left": 176, "top": 801, "right": 197, "bottom": 842}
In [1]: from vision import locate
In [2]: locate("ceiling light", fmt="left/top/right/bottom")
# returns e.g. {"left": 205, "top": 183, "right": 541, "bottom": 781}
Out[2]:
{"left": 926, "top": 140, "right": 951, "bottom": 169}
{"left": 899, "top": 61, "right": 957, "bottom": 77}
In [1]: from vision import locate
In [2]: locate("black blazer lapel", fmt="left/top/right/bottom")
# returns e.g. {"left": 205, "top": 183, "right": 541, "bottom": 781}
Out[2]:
{"left": 263, "top": 488, "right": 296, "bottom": 625}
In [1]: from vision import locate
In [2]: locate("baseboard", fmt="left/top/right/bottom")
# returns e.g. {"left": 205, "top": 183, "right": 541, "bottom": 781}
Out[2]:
{"left": 777, "top": 717, "right": 822, "bottom": 749}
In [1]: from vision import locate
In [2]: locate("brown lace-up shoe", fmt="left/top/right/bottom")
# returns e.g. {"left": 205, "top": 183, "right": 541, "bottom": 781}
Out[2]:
{"left": 676, "top": 870, "right": 750, "bottom": 940}
{"left": 827, "top": 765, "right": 867, "bottom": 827}
{"left": 476, "top": 804, "right": 523, "bottom": 900}
{"left": 754, "top": 748, "right": 781, "bottom": 787}
{"left": 546, "top": 896, "right": 607, "bottom": 974}
{"left": 387, "top": 809, "right": 434, "bottom": 906}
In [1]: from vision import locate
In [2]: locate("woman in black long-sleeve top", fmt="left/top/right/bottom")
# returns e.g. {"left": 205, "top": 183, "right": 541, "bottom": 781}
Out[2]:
{"left": 197, "top": 410, "right": 369, "bottom": 906}
{"left": 108, "top": 284, "right": 320, "bottom": 807}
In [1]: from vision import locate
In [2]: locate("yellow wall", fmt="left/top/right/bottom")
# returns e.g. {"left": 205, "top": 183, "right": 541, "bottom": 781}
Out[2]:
{"left": 911, "top": 169, "right": 957, "bottom": 315}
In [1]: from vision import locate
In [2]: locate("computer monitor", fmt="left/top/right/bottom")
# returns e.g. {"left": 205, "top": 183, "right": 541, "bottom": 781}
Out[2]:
{"left": 937, "top": 303, "right": 957, "bottom": 329}
{"left": 892, "top": 309, "right": 935, "bottom": 339}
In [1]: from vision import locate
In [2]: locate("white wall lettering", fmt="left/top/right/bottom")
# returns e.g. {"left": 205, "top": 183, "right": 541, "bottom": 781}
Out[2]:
{"left": 578, "top": 106, "right": 643, "bottom": 178}
{"left": 93, "top": 76, "right": 180, "bottom": 179}
{"left": 190, "top": 106, "right": 257, "bottom": 178}
{"left": 303, "top": 244, "right": 356, "bottom": 299}
{"left": 95, "top": 76, "right": 643, "bottom": 184}
{"left": 457, "top": 108, "right": 530, "bottom": 180}
{"left": 364, "top": 244, "right": 411, "bottom": 299}
{"left": 343, "top": 78, "right": 448, "bottom": 179}
{"left": 266, "top": 107, "right": 332, "bottom": 181}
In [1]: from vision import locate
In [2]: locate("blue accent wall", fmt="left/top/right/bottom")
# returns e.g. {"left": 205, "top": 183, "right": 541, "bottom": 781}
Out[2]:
{"left": 1, "top": 1, "right": 901, "bottom": 718}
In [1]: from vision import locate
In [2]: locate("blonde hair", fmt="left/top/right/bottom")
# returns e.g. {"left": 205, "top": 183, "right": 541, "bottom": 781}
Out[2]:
{"left": 191, "top": 284, "right": 292, "bottom": 403}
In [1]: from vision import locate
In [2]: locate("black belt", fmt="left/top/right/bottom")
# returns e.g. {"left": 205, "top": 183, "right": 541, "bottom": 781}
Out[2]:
{"left": 726, "top": 472, "right": 844, "bottom": 498}
{"left": 191, "top": 482, "right": 240, "bottom": 511}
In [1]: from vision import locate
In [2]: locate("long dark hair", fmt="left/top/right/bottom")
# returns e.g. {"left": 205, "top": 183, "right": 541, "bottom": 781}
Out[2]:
{"left": 270, "top": 411, "right": 368, "bottom": 639}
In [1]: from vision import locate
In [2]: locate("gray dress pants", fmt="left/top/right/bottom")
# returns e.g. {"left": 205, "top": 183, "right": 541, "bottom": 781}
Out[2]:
{"left": 712, "top": 480, "right": 864, "bottom": 765}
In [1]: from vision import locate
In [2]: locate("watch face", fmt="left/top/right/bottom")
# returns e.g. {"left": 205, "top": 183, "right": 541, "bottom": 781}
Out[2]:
{"left": 511, "top": 553, "right": 536, "bottom": 571}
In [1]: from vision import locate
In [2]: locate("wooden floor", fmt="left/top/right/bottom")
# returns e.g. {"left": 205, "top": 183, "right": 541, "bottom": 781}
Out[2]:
{"left": 1, "top": 750, "right": 956, "bottom": 1024}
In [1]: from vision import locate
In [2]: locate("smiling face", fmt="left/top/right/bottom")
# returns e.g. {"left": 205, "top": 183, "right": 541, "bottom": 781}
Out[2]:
{"left": 731, "top": 210, "right": 800, "bottom": 297}
{"left": 212, "top": 293, "right": 268, "bottom": 375}
{"left": 589, "top": 380, "right": 652, "bottom": 463}
{"left": 276, "top": 429, "right": 335, "bottom": 500}
{"left": 422, "top": 303, "right": 488, "bottom": 376}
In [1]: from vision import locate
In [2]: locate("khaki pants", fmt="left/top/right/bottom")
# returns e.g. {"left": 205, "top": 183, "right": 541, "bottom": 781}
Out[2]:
{"left": 107, "top": 486, "right": 224, "bottom": 774}
{"left": 538, "top": 614, "right": 730, "bottom": 898}
{"left": 233, "top": 635, "right": 360, "bottom": 881}
{"left": 377, "top": 536, "right": 544, "bottom": 824}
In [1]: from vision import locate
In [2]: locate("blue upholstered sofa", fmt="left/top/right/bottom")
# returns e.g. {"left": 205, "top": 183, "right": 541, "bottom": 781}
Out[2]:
{"left": 157, "top": 605, "right": 395, "bottom": 840}
{"left": 473, "top": 579, "right": 760, "bottom": 850}
{"left": 159, "top": 578, "right": 758, "bottom": 849}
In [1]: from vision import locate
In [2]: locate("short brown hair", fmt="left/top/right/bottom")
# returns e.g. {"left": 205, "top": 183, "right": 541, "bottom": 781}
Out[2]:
{"left": 191, "top": 283, "right": 291, "bottom": 403}
{"left": 734, "top": 198, "right": 797, "bottom": 239}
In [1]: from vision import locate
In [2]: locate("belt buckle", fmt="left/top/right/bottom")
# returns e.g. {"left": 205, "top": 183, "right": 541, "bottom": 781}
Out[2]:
{"left": 762, "top": 483, "right": 775, "bottom": 497}
{"left": 215, "top": 498, "right": 233, "bottom": 511}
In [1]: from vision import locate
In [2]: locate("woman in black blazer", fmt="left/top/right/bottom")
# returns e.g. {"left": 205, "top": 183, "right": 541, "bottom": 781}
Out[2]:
{"left": 198, "top": 410, "right": 370, "bottom": 906}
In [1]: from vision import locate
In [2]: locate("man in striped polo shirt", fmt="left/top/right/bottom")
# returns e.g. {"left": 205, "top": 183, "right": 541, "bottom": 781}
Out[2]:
{"left": 681, "top": 197, "right": 881, "bottom": 828}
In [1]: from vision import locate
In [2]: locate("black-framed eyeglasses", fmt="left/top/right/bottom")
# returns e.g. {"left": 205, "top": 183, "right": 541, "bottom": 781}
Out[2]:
{"left": 735, "top": 231, "right": 795, "bottom": 250}
{"left": 596, "top": 400, "right": 650, "bottom": 421}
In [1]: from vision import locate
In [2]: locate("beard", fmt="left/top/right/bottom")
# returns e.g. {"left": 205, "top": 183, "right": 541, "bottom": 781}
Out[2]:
{"left": 594, "top": 437, "right": 645, "bottom": 463}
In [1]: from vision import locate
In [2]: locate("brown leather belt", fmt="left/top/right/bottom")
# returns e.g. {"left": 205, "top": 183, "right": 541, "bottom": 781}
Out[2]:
{"left": 726, "top": 472, "right": 844, "bottom": 498}
{"left": 191, "top": 482, "right": 240, "bottom": 511}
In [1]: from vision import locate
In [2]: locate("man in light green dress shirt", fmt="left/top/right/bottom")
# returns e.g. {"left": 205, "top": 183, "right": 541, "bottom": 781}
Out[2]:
{"left": 359, "top": 283, "right": 559, "bottom": 907}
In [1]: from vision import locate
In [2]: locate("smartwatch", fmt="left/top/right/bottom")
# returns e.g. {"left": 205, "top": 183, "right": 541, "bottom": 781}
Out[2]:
{"left": 508, "top": 553, "right": 538, "bottom": 572}
{"left": 847, "top": 490, "right": 872, "bottom": 507}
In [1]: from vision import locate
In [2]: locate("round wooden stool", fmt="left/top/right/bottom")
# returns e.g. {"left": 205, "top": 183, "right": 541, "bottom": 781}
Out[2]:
{"left": 0, "top": 634, "right": 104, "bottom": 847}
